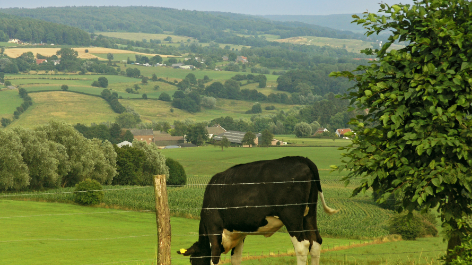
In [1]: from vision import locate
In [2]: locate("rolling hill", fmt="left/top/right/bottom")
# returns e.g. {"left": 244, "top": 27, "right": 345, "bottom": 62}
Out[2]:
{"left": 0, "top": 6, "right": 374, "bottom": 42}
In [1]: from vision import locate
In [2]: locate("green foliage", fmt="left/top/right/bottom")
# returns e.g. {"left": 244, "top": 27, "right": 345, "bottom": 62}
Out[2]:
{"left": 186, "top": 123, "right": 208, "bottom": 146}
{"left": 242, "top": 131, "right": 257, "bottom": 146}
{"left": 74, "top": 178, "right": 104, "bottom": 205}
{"left": 219, "top": 136, "right": 231, "bottom": 150}
{"left": 260, "top": 129, "right": 274, "bottom": 147}
{"left": 113, "top": 145, "right": 146, "bottom": 185}
{"left": 166, "top": 158, "right": 187, "bottom": 186}
{"left": 158, "top": 92, "right": 171, "bottom": 102}
{"left": 246, "top": 103, "right": 262, "bottom": 114}
{"left": 132, "top": 140, "right": 169, "bottom": 185}
{"left": 0, "top": 13, "right": 91, "bottom": 45}
{"left": 331, "top": 0, "right": 472, "bottom": 251}
{"left": 0, "top": 130, "right": 29, "bottom": 190}
{"left": 61, "top": 84, "right": 68, "bottom": 91}
{"left": 1, "top": 117, "right": 12, "bottom": 128}
{"left": 98, "top": 77, "right": 108, "bottom": 88}
{"left": 115, "top": 112, "right": 140, "bottom": 128}
{"left": 4, "top": 80, "right": 11, "bottom": 86}
{"left": 142, "top": 93, "right": 147, "bottom": 99}
{"left": 388, "top": 211, "right": 438, "bottom": 240}
{"left": 294, "top": 122, "right": 312, "bottom": 138}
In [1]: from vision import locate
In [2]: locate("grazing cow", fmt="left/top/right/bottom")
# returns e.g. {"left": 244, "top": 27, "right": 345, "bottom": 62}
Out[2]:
{"left": 178, "top": 156, "right": 338, "bottom": 265}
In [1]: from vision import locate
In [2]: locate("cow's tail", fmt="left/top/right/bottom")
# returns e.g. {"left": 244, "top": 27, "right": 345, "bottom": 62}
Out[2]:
{"left": 304, "top": 157, "right": 339, "bottom": 216}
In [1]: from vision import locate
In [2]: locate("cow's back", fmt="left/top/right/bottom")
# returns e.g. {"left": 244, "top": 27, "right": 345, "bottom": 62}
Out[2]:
{"left": 201, "top": 156, "right": 319, "bottom": 232}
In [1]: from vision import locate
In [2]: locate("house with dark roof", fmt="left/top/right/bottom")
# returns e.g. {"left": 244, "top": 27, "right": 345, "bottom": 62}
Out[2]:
{"left": 213, "top": 131, "right": 261, "bottom": 147}
{"left": 206, "top": 125, "right": 226, "bottom": 138}
{"left": 130, "top": 129, "right": 154, "bottom": 144}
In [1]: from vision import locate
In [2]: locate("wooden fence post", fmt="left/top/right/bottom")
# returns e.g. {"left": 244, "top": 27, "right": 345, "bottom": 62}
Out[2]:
{"left": 154, "top": 174, "right": 171, "bottom": 265}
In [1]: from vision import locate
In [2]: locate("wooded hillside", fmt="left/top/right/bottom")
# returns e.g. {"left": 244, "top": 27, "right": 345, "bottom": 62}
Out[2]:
{"left": 0, "top": 13, "right": 91, "bottom": 45}
{"left": 0, "top": 6, "right": 372, "bottom": 42}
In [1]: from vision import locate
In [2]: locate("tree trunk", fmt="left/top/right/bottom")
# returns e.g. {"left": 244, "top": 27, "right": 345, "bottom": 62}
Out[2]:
{"left": 446, "top": 232, "right": 462, "bottom": 263}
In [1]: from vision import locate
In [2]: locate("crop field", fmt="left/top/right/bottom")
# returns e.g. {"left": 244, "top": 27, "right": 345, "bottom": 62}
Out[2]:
{"left": 3, "top": 47, "right": 172, "bottom": 60}
{"left": 96, "top": 32, "right": 250, "bottom": 50}
{"left": 133, "top": 65, "right": 280, "bottom": 82}
{"left": 10, "top": 91, "right": 117, "bottom": 128}
{"left": 275, "top": 134, "right": 351, "bottom": 147}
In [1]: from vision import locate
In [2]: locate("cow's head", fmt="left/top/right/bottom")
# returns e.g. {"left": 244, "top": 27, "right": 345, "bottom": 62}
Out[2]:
{"left": 178, "top": 240, "right": 212, "bottom": 265}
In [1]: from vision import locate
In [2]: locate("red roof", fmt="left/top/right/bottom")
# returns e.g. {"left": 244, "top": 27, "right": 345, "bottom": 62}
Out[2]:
{"left": 36, "top": 59, "right": 47, "bottom": 65}
{"left": 336, "top": 128, "right": 352, "bottom": 135}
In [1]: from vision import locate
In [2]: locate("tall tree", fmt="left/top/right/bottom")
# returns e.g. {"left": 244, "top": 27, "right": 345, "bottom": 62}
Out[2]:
{"left": 259, "top": 129, "right": 273, "bottom": 147}
{"left": 242, "top": 131, "right": 256, "bottom": 147}
{"left": 331, "top": 0, "right": 472, "bottom": 257}
{"left": 219, "top": 136, "right": 230, "bottom": 151}
{"left": 56, "top": 48, "right": 79, "bottom": 71}
{"left": 186, "top": 123, "right": 208, "bottom": 146}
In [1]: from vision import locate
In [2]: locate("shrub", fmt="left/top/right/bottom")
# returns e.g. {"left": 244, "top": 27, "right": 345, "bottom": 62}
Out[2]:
{"left": 389, "top": 211, "right": 438, "bottom": 240}
{"left": 166, "top": 158, "right": 187, "bottom": 186}
{"left": 61, "top": 84, "right": 68, "bottom": 91}
{"left": 74, "top": 179, "right": 104, "bottom": 205}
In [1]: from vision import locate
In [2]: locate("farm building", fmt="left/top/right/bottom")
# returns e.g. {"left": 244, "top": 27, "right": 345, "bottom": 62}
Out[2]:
{"left": 335, "top": 128, "right": 352, "bottom": 137}
{"left": 313, "top": 128, "right": 329, "bottom": 136}
{"left": 206, "top": 124, "right": 226, "bottom": 138}
{"left": 236, "top": 56, "right": 248, "bottom": 63}
{"left": 213, "top": 130, "right": 261, "bottom": 147}
{"left": 36, "top": 59, "right": 47, "bottom": 65}
{"left": 130, "top": 129, "right": 154, "bottom": 144}
{"left": 153, "top": 131, "right": 185, "bottom": 146}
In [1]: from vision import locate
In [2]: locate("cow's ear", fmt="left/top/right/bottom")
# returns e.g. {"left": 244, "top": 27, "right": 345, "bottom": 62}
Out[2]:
{"left": 177, "top": 243, "right": 197, "bottom": 256}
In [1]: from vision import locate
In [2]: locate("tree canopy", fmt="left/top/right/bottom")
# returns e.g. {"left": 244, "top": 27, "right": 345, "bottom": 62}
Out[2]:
{"left": 331, "top": 0, "right": 472, "bottom": 254}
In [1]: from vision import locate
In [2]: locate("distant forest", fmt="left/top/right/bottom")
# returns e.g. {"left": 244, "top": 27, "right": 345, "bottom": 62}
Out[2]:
{"left": 0, "top": 6, "right": 375, "bottom": 43}
{"left": 0, "top": 13, "right": 91, "bottom": 45}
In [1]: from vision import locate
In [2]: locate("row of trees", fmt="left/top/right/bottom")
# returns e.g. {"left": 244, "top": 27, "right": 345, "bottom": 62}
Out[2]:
{"left": 0, "top": 121, "right": 168, "bottom": 191}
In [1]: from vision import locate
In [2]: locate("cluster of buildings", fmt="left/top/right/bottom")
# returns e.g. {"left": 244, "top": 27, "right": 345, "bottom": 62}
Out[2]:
{"left": 118, "top": 125, "right": 287, "bottom": 149}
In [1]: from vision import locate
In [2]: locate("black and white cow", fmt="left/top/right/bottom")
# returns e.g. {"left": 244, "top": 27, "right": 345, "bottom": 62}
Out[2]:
{"left": 178, "top": 156, "right": 338, "bottom": 265}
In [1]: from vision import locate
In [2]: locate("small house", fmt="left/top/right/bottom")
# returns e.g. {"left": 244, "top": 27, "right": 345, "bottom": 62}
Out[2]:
{"left": 236, "top": 56, "right": 248, "bottom": 63}
{"left": 130, "top": 129, "right": 154, "bottom": 144}
{"left": 313, "top": 128, "right": 329, "bottom": 136}
{"left": 36, "top": 59, "right": 48, "bottom": 65}
{"left": 335, "top": 128, "right": 352, "bottom": 137}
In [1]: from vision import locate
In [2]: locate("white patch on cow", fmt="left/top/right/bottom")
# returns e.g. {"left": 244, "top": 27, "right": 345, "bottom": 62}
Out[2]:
{"left": 319, "top": 191, "right": 339, "bottom": 215}
{"left": 304, "top": 206, "right": 309, "bottom": 216}
{"left": 221, "top": 216, "right": 284, "bottom": 254}
{"left": 310, "top": 241, "right": 321, "bottom": 265}
{"left": 231, "top": 239, "right": 244, "bottom": 265}
{"left": 290, "top": 236, "right": 310, "bottom": 265}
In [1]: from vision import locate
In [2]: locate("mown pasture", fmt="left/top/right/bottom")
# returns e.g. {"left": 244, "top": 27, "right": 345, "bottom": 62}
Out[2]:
{"left": 11, "top": 91, "right": 117, "bottom": 128}
{"left": 1, "top": 200, "right": 389, "bottom": 265}
{"left": 0, "top": 89, "right": 23, "bottom": 120}
{"left": 2, "top": 72, "right": 295, "bottom": 127}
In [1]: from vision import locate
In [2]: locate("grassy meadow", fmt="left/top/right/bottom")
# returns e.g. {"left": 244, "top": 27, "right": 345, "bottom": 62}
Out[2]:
{"left": 1, "top": 71, "right": 293, "bottom": 127}
{"left": 1, "top": 144, "right": 447, "bottom": 264}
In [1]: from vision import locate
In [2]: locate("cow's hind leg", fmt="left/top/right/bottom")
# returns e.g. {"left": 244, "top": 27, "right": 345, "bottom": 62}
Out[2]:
{"left": 279, "top": 208, "right": 310, "bottom": 265}
{"left": 304, "top": 190, "right": 322, "bottom": 265}
{"left": 230, "top": 237, "right": 245, "bottom": 265}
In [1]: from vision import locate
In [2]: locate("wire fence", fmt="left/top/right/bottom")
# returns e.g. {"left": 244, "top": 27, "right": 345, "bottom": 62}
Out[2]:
{"left": 0, "top": 177, "right": 445, "bottom": 264}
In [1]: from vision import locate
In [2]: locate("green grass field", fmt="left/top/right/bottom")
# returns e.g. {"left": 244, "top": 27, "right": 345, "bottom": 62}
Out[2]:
{"left": 1, "top": 200, "right": 411, "bottom": 265}
{"left": 0, "top": 89, "right": 22, "bottom": 120}
{"left": 10, "top": 91, "right": 117, "bottom": 128}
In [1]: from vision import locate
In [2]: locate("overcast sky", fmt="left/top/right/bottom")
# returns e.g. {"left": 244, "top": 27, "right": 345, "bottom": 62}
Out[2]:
{"left": 3, "top": 0, "right": 415, "bottom": 15}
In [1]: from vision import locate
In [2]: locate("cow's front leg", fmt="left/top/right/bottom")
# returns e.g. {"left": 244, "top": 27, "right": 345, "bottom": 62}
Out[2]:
{"left": 209, "top": 235, "right": 222, "bottom": 264}
{"left": 231, "top": 237, "right": 245, "bottom": 265}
